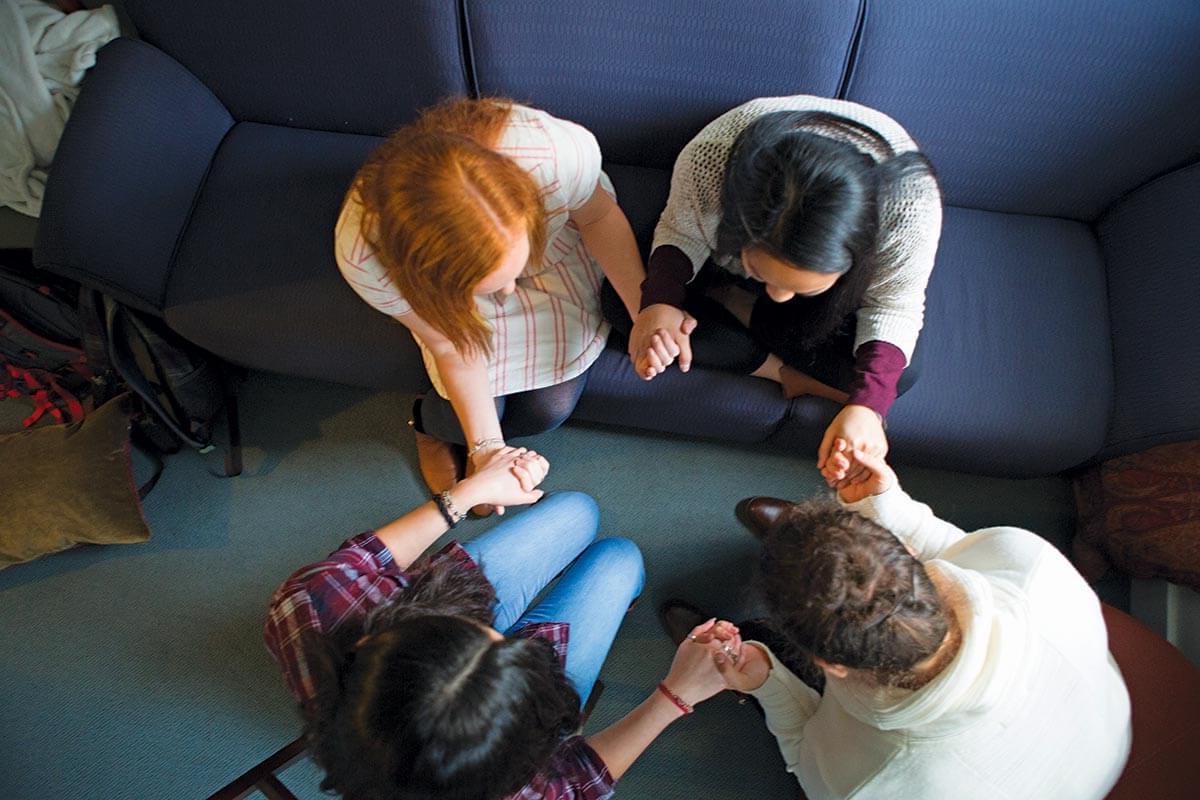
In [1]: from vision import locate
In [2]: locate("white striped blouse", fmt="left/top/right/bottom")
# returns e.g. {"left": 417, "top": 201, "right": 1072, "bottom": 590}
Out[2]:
{"left": 335, "top": 104, "right": 612, "bottom": 399}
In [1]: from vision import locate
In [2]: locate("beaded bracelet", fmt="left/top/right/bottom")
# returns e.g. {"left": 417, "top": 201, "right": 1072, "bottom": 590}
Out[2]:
{"left": 433, "top": 491, "right": 464, "bottom": 528}
{"left": 656, "top": 682, "right": 693, "bottom": 715}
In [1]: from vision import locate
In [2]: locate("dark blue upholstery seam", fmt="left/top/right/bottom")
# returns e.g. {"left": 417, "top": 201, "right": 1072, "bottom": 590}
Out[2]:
{"left": 1093, "top": 157, "right": 1200, "bottom": 224}
{"left": 836, "top": 0, "right": 868, "bottom": 99}
{"left": 161, "top": 120, "right": 235, "bottom": 309}
{"left": 457, "top": 0, "right": 481, "bottom": 99}
{"left": 948, "top": 202, "right": 1090, "bottom": 225}
{"left": 1092, "top": 221, "right": 1119, "bottom": 441}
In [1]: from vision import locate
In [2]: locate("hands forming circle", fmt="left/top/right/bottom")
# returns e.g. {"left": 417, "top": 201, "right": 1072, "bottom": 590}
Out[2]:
{"left": 465, "top": 446, "right": 550, "bottom": 514}
{"left": 665, "top": 617, "right": 775, "bottom": 707}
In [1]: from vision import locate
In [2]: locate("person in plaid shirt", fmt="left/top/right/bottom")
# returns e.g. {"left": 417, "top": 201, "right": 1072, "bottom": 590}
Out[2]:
{"left": 265, "top": 447, "right": 734, "bottom": 799}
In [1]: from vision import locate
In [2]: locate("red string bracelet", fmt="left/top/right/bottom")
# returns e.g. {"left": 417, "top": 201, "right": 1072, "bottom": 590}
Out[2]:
{"left": 656, "top": 682, "right": 693, "bottom": 715}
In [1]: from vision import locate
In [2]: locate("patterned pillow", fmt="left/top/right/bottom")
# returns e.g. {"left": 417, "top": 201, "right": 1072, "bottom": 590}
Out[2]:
{"left": 1073, "top": 440, "right": 1200, "bottom": 591}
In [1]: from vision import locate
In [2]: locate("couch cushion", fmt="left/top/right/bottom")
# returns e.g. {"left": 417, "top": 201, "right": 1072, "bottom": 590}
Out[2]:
{"left": 163, "top": 123, "right": 429, "bottom": 392}
{"left": 465, "top": 0, "right": 861, "bottom": 170}
{"left": 122, "top": 0, "right": 467, "bottom": 134}
{"left": 843, "top": 0, "right": 1200, "bottom": 219}
{"left": 773, "top": 206, "right": 1112, "bottom": 476}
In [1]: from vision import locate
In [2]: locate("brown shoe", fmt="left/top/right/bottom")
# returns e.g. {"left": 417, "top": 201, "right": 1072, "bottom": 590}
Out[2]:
{"left": 413, "top": 429, "right": 464, "bottom": 495}
{"left": 658, "top": 599, "right": 712, "bottom": 646}
{"left": 735, "top": 496, "right": 793, "bottom": 540}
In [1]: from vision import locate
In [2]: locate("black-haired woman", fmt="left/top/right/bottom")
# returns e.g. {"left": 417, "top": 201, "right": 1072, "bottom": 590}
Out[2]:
{"left": 604, "top": 96, "right": 942, "bottom": 473}
{"left": 264, "top": 448, "right": 731, "bottom": 800}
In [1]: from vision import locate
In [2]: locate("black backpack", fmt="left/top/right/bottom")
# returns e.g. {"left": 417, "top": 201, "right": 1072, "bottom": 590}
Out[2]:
{"left": 0, "top": 249, "right": 242, "bottom": 483}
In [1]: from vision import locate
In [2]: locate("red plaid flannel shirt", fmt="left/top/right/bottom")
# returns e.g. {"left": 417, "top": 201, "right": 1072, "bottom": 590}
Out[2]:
{"left": 263, "top": 532, "right": 615, "bottom": 800}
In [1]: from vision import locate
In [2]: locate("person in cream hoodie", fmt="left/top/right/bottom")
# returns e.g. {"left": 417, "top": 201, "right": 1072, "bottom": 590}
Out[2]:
{"left": 709, "top": 444, "right": 1131, "bottom": 799}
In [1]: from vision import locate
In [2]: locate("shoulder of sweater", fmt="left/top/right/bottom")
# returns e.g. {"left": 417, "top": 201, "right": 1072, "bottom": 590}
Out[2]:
{"left": 938, "top": 526, "right": 1060, "bottom": 586}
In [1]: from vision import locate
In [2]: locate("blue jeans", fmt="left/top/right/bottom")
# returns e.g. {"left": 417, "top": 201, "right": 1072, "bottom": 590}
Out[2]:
{"left": 461, "top": 492, "right": 644, "bottom": 707}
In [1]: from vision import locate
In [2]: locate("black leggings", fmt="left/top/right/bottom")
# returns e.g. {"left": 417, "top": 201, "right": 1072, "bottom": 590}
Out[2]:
{"left": 601, "top": 274, "right": 922, "bottom": 396}
{"left": 416, "top": 371, "right": 590, "bottom": 445}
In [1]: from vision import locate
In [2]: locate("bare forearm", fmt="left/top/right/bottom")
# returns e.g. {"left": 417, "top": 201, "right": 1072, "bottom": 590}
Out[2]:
{"left": 374, "top": 480, "right": 489, "bottom": 569}
{"left": 434, "top": 352, "right": 503, "bottom": 445}
{"left": 580, "top": 210, "right": 645, "bottom": 320}
{"left": 584, "top": 691, "right": 684, "bottom": 781}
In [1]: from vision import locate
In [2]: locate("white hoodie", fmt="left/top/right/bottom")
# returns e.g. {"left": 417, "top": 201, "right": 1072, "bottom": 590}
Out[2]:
{"left": 749, "top": 485, "right": 1131, "bottom": 799}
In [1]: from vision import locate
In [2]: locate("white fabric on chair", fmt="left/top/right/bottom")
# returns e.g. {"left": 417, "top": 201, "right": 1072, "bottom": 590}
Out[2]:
{"left": 0, "top": 0, "right": 118, "bottom": 217}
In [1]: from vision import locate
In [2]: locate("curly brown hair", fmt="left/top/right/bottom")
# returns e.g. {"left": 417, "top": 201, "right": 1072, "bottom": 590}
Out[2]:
{"left": 757, "top": 496, "right": 951, "bottom": 686}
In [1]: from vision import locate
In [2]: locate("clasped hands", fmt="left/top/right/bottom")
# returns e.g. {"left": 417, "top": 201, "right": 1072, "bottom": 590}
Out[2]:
{"left": 628, "top": 304, "right": 697, "bottom": 380}
{"left": 662, "top": 619, "right": 774, "bottom": 710}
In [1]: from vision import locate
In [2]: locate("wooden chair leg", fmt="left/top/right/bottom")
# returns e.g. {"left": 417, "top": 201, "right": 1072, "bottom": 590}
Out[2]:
{"left": 207, "top": 737, "right": 307, "bottom": 800}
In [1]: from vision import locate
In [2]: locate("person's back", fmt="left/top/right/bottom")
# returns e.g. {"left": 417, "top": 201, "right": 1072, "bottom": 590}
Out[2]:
{"left": 807, "top": 522, "right": 1131, "bottom": 799}
{"left": 731, "top": 447, "right": 1131, "bottom": 800}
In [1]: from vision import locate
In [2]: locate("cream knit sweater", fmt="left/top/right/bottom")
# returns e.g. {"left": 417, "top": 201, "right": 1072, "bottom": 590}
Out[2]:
{"left": 748, "top": 485, "right": 1132, "bottom": 800}
{"left": 652, "top": 95, "right": 943, "bottom": 362}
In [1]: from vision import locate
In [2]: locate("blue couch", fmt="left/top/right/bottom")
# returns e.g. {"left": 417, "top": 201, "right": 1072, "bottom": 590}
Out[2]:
{"left": 34, "top": 0, "right": 1200, "bottom": 477}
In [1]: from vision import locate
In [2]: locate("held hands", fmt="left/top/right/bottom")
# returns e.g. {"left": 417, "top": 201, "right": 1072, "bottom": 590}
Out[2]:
{"left": 457, "top": 446, "right": 549, "bottom": 514}
{"left": 817, "top": 404, "right": 888, "bottom": 486}
{"left": 629, "top": 304, "right": 697, "bottom": 380}
{"left": 662, "top": 618, "right": 774, "bottom": 708}
{"left": 662, "top": 619, "right": 741, "bottom": 708}
{"left": 712, "top": 639, "right": 772, "bottom": 693}
{"left": 822, "top": 439, "right": 897, "bottom": 503}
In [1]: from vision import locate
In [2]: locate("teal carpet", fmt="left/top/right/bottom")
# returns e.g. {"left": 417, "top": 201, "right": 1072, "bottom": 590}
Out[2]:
{"left": 0, "top": 372, "right": 1105, "bottom": 799}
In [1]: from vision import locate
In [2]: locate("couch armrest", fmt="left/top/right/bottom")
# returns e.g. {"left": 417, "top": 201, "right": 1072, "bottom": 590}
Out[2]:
{"left": 1097, "top": 163, "right": 1200, "bottom": 459}
{"left": 34, "top": 38, "right": 233, "bottom": 314}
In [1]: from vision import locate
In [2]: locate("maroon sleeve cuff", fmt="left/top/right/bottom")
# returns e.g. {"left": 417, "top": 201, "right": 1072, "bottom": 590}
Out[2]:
{"left": 639, "top": 245, "right": 693, "bottom": 310}
{"left": 847, "top": 340, "right": 907, "bottom": 418}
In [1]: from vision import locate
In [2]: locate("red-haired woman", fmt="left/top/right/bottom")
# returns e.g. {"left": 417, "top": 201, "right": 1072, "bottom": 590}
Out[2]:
{"left": 336, "top": 99, "right": 645, "bottom": 505}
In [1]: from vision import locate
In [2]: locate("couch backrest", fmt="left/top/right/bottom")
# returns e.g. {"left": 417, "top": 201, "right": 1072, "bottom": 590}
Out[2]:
{"left": 122, "top": 0, "right": 1200, "bottom": 220}
{"left": 842, "top": 0, "right": 1200, "bottom": 220}
{"left": 122, "top": 0, "right": 468, "bottom": 134}
{"left": 462, "top": 0, "right": 861, "bottom": 170}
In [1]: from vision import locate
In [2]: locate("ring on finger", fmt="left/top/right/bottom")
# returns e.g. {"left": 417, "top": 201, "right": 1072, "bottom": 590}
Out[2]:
{"left": 722, "top": 644, "right": 740, "bottom": 663}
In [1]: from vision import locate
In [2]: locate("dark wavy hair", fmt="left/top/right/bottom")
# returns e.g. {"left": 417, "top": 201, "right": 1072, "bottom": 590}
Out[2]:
{"left": 757, "top": 497, "right": 950, "bottom": 686}
{"left": 715, "top": 111, "right": 937, "bottom": 350}
{"left": 300, "top": 559, "right": 581, "bottom": 800}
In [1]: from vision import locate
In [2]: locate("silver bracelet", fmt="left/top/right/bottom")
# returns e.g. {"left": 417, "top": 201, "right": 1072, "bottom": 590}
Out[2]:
{"left": 467, "top": 437, "right": 505, "bottom": 457}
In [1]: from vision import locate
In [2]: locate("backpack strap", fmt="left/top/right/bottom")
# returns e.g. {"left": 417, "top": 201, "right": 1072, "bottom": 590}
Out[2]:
{"left": 103, "top": 299, "right": 207, "bottom": 450}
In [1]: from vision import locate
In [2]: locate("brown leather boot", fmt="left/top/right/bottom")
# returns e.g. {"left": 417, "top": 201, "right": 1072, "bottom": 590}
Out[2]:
{"left": 657, "top": 599, "right": 713, "bottom": 646}
{"left": 413, "top": 429, "right": 464, "bottom": 496}
{"left": 734, "top": 496, "right": 794, "bottom": 540}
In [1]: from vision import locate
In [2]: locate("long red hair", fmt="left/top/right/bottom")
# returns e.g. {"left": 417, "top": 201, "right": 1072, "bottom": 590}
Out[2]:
{"left": 353, "top": 98, "right": 546, "bottom": 356}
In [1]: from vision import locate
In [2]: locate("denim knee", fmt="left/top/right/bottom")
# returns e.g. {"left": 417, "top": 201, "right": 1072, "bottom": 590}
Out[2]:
{"left": 584, "top": 537, "right": 645, "bottom": 600}
{"left": 540, "top": 491, "right": 600, "bottom": 542}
